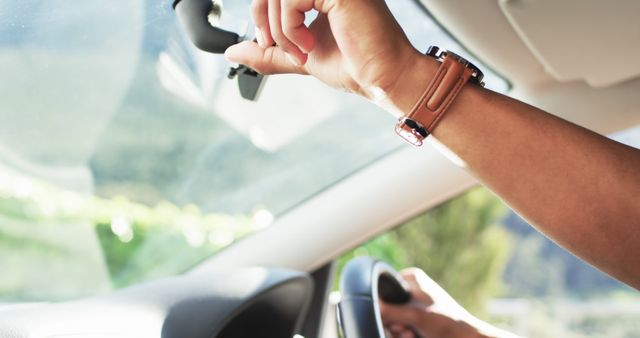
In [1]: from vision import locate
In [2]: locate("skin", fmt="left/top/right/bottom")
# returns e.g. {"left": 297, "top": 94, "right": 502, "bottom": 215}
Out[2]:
{"left": 380, "top": 269, "right": 521, "bottom": 338}
{"left": 225, "top": 0, "right": 640, "bottom": 336}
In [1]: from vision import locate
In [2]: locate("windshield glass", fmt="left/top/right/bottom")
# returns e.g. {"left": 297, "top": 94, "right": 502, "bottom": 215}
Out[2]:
{"left": 0, "top": 0, "right": 507, "bottom": 302}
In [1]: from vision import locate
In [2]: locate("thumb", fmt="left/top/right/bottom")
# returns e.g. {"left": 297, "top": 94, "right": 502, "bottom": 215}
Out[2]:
{"left": 224, "top": 41, "right": 307, "bottom": 75}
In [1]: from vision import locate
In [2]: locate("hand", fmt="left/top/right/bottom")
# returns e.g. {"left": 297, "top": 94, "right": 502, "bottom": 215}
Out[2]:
{"left": 224, "top": 0, "right": 423, "bottom": 101}
{"left": 380, "top": 268, "right": 520, "bottom": 338}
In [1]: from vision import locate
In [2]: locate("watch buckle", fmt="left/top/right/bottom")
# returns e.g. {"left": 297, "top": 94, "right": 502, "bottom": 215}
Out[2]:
{"left": 395, "top": 117, "right": 429, "bottom": 147}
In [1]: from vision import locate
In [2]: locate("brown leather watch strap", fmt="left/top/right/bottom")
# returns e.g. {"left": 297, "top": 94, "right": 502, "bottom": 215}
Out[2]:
{"left": 408, "top": 56, "right": 475, "bottom": 134}
{"left": 395, "top": 48, "right": 483, "bottom": 146}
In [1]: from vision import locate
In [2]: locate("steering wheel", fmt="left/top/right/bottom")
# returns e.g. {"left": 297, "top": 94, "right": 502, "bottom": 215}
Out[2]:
{"left": 337, "top": 257, "right": 414, "bottom": 338}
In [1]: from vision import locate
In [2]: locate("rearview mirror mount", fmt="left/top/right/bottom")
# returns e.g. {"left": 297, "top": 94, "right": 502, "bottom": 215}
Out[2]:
{"left": 173, "top": 0, "right": 266, "bottom": 101}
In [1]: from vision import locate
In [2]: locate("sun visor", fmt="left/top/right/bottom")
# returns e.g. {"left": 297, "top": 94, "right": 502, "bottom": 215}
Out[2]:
{"left": 499, "top": 0, "right": 640, "bottom": 88}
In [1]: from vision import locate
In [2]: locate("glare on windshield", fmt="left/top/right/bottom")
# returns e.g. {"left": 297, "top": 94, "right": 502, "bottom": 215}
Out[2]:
{"left": 0, "top": 0, "right": 506, "bottom": 301}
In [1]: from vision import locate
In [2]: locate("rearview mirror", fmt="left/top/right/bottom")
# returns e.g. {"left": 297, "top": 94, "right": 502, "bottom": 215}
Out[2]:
{"left": 173, "top": 0, "right": 265, "bottom": 101}
{"left": 173, "top": 0, "right": 240, "bottom": 53}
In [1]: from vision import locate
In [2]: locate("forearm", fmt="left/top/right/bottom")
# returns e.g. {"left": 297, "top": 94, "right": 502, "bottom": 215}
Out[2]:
{"left": 390, "top": 54, "right": 640, "bottom": 289}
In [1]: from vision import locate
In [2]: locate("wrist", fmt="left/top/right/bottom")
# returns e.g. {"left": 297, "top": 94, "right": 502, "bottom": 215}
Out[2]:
{"left": 385, "top": 52, "right": 440, "bottom": 117}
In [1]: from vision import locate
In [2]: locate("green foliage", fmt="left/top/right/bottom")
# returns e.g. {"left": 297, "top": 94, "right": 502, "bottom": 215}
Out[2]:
{"left": 0, "top": 171, "right": 255, "bottom": 301}
{"left": 337, "top": 188, "right": 513, "bottom": 313}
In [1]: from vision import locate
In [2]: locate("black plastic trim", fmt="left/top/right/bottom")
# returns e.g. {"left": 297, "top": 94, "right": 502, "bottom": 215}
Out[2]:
{"left": 173, "top": 0, "right": 240, "bottom": 54}
{"left": 300, "top": 262, "right": 337, "bottom": 338}
{"left": 0, "top": 268, "right": 313, "bottom": 338}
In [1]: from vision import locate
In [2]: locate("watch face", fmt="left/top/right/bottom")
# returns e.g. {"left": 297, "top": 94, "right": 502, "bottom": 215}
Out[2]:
{"left": 395, "top": 118, "right": 427, "bottom": 146}
{"left": 427, "top": 46, "right": 485, "bottom": 87}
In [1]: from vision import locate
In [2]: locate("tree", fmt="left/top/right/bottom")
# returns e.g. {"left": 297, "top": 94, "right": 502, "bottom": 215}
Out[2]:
{"left": 337, "top": 188, "right": 513, "bottom": 313}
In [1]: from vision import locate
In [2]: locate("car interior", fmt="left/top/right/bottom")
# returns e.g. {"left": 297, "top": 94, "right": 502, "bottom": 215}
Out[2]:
{"left": 0, "top": 0, "right": 639, "bottom": 337}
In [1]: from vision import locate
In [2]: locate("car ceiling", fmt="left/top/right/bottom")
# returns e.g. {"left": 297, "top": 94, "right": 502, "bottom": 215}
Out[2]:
{"left": 419, "top": 0, "right": 640, "bottom": 134}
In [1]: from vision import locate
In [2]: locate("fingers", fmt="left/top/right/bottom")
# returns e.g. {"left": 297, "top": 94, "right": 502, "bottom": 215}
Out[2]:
{"left": 382, "top": 301, "right": 468, "bottom": 338}
{"left": 380, "top": 303, "right": 425, "bottom": 338}
{"left": 400, "top": 268, "right": 434, "bottom": 305}
{"left": 402, "top": 267, "right": 466, "bottom": 308}
{"left": 281, "top": 0, "right": 316, "bottom": 54}
{"left": 225, "top": 41, "right": 306, "bottom": 75}
{"left": 268, "top": 0, "right": 308, "bottom": 65}
{"left": 250, "top": 0, "right": 317, "bottom": 66}
{"left": 388, "top": 324, "right": 416, "bottom": 338}
{"left": 250, "top": 0, "right": 273, "bottom": 48}
{"left": 400, "top": 267, "right": 426, "bottom": 281}
{"left": 379, "top": 302, "right": 422, "bottom": 326}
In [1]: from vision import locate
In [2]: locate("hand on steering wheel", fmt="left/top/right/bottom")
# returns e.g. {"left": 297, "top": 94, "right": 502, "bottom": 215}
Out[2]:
{"left": 338, "top": 258, "right": 520, "bottom": 338}
{"left": 380, "top": 268, "right": 482, "bottom": 338}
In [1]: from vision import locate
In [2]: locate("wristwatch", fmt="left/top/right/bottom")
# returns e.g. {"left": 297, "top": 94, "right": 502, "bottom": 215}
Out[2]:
{"left": 395, "top": 46, "right": 485, "bottom": 146}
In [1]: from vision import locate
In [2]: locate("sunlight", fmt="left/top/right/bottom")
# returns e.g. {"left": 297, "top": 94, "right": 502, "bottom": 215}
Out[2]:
{"left": 251, "top": 209, "right": 274, "bottom": 230}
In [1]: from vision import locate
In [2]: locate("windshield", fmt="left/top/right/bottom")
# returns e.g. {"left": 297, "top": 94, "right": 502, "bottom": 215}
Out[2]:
{"left": 0, "top": 0, "right": 507, "bottom": 302}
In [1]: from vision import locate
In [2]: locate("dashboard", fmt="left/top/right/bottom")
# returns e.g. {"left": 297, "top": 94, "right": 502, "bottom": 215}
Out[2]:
{"left": 0, "top": 268, "right": 312, "bottom": 338}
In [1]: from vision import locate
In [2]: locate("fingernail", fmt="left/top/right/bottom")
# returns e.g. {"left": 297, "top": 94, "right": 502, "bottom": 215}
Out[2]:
{"left": 285, "top": 53, "right": 300, "bottom": 66}
{"left": 224, "top": 48, "right": 237, "bottom": 63}
{"left": 400, "top": 332, "right": 413, "bottom": 338}
{"left": 256, "top": 29, "right": 266, "bottom": 48}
